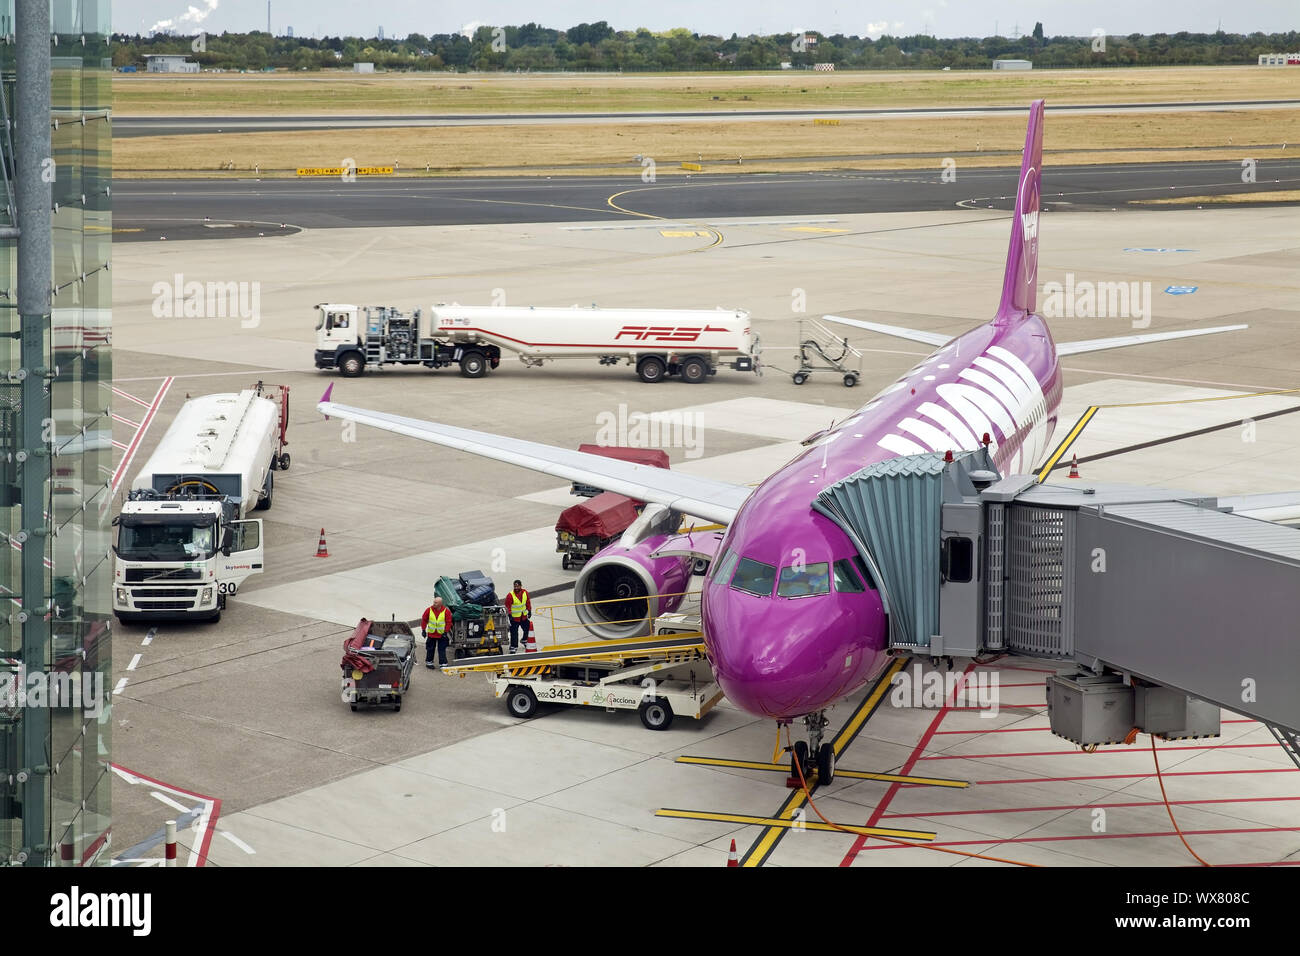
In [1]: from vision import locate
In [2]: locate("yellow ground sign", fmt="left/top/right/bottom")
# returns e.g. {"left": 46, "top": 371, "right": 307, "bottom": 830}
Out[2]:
{"left": 296, "top": 166, "right": 394, "bottom": 176}
{"left": 680, "top": 162, "right": 703, "bottom": 171}
{"left": 813, "top": 118, "right": 842, "bottom": 126}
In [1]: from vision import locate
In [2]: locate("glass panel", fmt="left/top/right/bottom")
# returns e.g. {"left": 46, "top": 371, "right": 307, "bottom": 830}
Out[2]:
{"left": 777, "top": 562, "right": 830, "bottom": 597}
{"left": 730, "top": 557, "right": 777, "bottom": 597}
{"left": 710, "top": 547, "right": 738, "bottom": 585}
{"left": 833, "top": 558, "right": 865, "bottom": 593}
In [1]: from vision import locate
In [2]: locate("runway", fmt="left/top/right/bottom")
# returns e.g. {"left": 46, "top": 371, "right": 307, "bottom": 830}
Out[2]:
{"left": 113, "top": 159, "right": 1300, "bottom": 241}
{"left": 112, "top": 98, "right": 1300, "bottom": 137}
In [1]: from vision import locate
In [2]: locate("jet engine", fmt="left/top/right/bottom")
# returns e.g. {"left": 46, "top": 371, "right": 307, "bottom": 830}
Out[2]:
{"left": 573, "top": 504, "right": 693, "bottom": 639}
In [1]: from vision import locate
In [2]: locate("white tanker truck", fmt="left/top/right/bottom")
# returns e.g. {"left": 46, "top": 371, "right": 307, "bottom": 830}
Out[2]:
{"left": 314, "top": 303, "right": 761, "bottom": 384}
{"left": 112, "top": 386, "right": 288, "bottom": 624}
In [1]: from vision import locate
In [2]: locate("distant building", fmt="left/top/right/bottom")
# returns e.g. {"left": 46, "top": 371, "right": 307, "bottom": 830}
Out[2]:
{"left": 144, "top": 54, "right": 199, "bottom": 73}
{"left": 378, "top": 25, "right": 384, "bottom": 41}
{"left": 354, "top": 62, "right": 375, "bottom": 73}
{"left": 780, "top": 61, "right": 793, "bottom": 70}
{"left": 802, "top": 33, "right": 818, "bottom": 47}
{"left": 287, "top": 25, "right": 293, "bottom": 38}
{"left": 992, "top": 59, "right": 1033, "bottom": 70}
{"left": 1258, "top": 53, "right": 1300, "bottom": 66}
{"left": 813, "top": 62, "right": 835, "bottom": 71}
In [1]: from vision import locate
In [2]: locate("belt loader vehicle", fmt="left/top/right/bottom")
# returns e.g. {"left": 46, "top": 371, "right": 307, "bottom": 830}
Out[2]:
{"left": 314, "top": 302, "right": 761, "bottom": 383}
{"left": 112, "top": 385, "right": 288, "bottom": 624}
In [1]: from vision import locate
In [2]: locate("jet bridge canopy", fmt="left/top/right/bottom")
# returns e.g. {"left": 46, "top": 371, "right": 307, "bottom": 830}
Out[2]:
{"left": 810, "top": 449, "right": 1300, "bottom": 747}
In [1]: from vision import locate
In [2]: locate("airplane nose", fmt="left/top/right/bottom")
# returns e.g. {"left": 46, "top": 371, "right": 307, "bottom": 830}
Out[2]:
{"left": 703, "top": 586, "right": 883, "bottom": 720}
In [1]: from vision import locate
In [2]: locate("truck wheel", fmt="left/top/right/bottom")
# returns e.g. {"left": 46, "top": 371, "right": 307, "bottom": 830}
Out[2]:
{"left": 680, "top": 357, "right": 709, "bottom": 384}
{"left": 506, "top": 685, "right": 538, "bottom": 719}
{"left": 257, "top": 471, "right": 273, "bottom": 510}
{"left": 638, "top": 698, "right": 674, "bottom": 731}
{"left": 637, "top": 356, "right": 667, "bottom": 383}
{"left": 350, "top": 703, "right": 358, "bottom": 712}
{"left": 460, "top": 351, "right": 488, "bottom": 378}
{"left": 339, "top": 352, "right": 364, "bottom": 377}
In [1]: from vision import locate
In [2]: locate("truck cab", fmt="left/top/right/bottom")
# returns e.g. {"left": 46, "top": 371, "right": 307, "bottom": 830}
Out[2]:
{"left": 112, "top": 497, "right": 264, "bottom": 624}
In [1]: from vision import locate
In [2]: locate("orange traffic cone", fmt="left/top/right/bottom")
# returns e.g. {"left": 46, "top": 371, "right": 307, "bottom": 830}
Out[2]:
{"left": 727, "top": 839, "right": 738, "bottom": 867}
{"left": 524, "top": 620, "right": 538, "bottom": 654}
{"left": 314, "top": 528, "right": 330, "bottom": 557}
{"left": 1068, "top": 455, "right": 1081, "bottom": 479}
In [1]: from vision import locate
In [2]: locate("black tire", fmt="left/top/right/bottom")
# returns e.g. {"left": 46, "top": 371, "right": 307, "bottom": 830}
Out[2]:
{"left": 394, "top": 701, "right": 401, "bottom": 712}
{"left": 205, "top": 607, "right": 222, "bottom": 624}
{"left": 680, "top": 356, "right": 709, "bottom": 384}
{"left": 792, "top": 372, "right": 808, "bottom": 385}
{"left": 256, "top": 470, "right": 273, "bottom": 510}
{"left": 339, "top": 352, "right": 364, "bottom": 378}
{"left": 637, "top": 355, "right": 667, "bottom": 383}
{"left": 505, "top": 685, "right": 538, "bottom": 719}
{"left": 350, "top": 703, "right": 358, "bottom": 712}
{"left": 817, "top": 744, "right": 835, "bottom": 785}
{"left": 791, "top": 740, "right": 809, "bottom": 779}
{"left": 843, "top": 373, "right": 859, "bottom": 388}
{"left": 561, "top": 554, "right": 570, "bottom": 570}
{"left": 460, "top": 351, "right": 488, "bottom": 378}
{"left": 638, "top": 698, "right": 674, "bottom": 731}
{"left": 278, "top": 453, "right": 291, "bottom": 471}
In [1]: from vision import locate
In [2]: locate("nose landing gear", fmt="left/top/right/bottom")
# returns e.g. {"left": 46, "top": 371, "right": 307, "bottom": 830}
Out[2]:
{"left": 786, "top": 711, "right": 835, "bottom": 787}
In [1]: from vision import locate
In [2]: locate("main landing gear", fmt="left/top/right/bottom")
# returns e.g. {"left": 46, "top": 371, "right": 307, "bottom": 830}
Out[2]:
{"left": 787, "top": 711, "right": 835, "bottom": 787}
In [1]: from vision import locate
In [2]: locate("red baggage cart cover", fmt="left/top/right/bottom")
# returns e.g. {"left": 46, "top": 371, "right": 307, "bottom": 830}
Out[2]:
{"left": 342, "top": 618, "right": 376, "bottom": 674}
{"left": 556, "top": 491, "right": 641, "bottom": 539}
{"left": 576, "top": 444, "right": 670, "bottom": 469}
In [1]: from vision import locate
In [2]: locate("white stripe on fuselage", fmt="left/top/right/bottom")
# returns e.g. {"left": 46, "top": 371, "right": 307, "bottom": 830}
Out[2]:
{"left": 874, "top": 347, "right": 1048, "bottom": 471}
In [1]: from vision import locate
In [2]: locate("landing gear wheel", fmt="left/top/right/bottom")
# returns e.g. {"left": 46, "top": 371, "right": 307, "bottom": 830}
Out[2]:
{"left": 460, "top": 351, "right": 488, "bottom": 378}
{"left": 816, "top": 744, "right": 835, "bottom": 785}
{"left": 791, "top": 740, "right": 809, "bottom": 779}
{"left": 278, "top": 452, "right": 291, "bottom": 471}
{"left": 680, "top": 357, "right": 708, "bottom": 384}
{"left": 792, "top": 372, "right": 808, "bottom": 386}
{"left": 638, "top": 698, "right": 674, "bottom": 731}
{"left": 843, "top": 373, "right": 859, "bottom": 388}
{"left": 339, "top": 353, "right": 364, "bottom": 378}
{"left": 505, "top": 685, "right": 538, "bottom": 719}
{"left": 637, "top": 356, "right": 667, "bottom": 383}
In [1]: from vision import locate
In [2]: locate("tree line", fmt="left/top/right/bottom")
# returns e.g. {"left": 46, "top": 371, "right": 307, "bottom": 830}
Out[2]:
{"left": 112, "top": 23, "right": 1300, "bottom": 72}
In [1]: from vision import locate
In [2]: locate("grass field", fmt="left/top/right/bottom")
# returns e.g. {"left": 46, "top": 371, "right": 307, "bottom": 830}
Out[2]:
{"left": 112, "top": 66, "right": 1300, "bottom": 116}
{"left": 114, "top": 109, "right": 1300, "bottom": 177}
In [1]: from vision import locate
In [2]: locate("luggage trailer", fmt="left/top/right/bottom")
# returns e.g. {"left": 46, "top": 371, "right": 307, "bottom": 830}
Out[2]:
{"left": 441, "top": 633, "right": 722, "bottom": 731}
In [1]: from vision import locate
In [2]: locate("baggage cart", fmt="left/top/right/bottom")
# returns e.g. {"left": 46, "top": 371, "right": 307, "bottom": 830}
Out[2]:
{"left": 341, "top": 618, "right": 415, "bottom": 712}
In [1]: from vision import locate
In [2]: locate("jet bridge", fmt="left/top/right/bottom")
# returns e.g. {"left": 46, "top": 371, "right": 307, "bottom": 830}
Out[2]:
{"left": 813, "top": 451, "right": 1300, "bottom": 763}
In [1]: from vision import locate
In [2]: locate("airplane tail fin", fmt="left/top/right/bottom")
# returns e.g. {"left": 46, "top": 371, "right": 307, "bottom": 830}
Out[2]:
{"left": 995, "top": 99, "right": 1045, "bottom": 324}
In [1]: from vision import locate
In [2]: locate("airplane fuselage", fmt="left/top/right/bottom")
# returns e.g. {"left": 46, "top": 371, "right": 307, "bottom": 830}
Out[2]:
{"left": 701, "top": 312, "right": 1064, "bottom": 720}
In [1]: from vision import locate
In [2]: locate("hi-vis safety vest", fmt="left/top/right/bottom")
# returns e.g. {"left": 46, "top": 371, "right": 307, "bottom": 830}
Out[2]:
{"left": 508, "top": 590, "right": 529, "bottom": 619}
{"left": 425, "top": 608, "right": 448, "bottom": 636}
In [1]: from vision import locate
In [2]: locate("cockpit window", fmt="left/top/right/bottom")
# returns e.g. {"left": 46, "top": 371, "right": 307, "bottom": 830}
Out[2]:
{"left": 853, "top": 555, "right": 877, "bottom": 591}
{"left": 833, "top": 559, "right": 865, "bottom": 593}
{"left": 711, "top": 548, "right": 740, "bottom": 585}
{"left": 777, "top": 562, "right": 830, "bottom": 598}
{"left": 730, "top": 557, "right": 777, "bottom": 597}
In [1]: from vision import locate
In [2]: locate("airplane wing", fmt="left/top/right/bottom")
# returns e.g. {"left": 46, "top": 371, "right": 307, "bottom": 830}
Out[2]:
{"left": 822, "top": 314, "right": 951, "bottom": 347}
{"left": 318, "top": 389, "right": 751, "bottom": 525}
{"left": 1055, "top": 325, "right": 1248, "bottom": 357}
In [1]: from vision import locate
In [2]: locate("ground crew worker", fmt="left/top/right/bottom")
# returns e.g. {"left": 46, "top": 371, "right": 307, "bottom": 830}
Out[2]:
{"left": 422, "top": 595, "right": 453, "bottom": 669}
{"left": 507, "top": 579, "right": 532, "bottom": 652}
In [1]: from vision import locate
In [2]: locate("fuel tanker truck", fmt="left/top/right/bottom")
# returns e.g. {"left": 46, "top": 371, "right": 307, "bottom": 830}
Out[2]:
{"left": 112, "top": 385, "right": 289, "bottom": 624}
{"left": 314, "top": 303, "right": 761, "bottom": 383}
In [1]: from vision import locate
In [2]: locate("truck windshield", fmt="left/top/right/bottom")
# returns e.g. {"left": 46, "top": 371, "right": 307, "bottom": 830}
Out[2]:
{"left": 118, "top": 521, "right": 217, "bottom": 561}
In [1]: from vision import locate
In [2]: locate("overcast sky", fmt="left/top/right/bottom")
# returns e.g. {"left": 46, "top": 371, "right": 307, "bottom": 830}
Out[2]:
{"left": 117, "top": 0, "right": 1298, "bottom": 40}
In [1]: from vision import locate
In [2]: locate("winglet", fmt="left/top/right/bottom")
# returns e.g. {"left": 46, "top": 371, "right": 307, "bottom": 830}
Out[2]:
{"left": 319, "top": 383, "right": 334, "bottom": 419}
{"left": 995, "top": 99, "right": 1045, "bottom": 324}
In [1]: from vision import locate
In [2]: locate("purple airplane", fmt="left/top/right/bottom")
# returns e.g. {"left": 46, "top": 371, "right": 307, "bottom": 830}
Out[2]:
{"left": 318, "top": 101, "right": 1245, "bottom": 779}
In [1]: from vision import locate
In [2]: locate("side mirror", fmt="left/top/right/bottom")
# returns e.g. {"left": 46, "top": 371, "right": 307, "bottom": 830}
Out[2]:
{"left": 221, "top": 527, "right": 234, "bottom": 555}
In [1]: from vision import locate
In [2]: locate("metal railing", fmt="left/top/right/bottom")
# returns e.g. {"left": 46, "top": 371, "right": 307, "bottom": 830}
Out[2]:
{"left": 530, "top": 590, "right": 702, "bottom": 648}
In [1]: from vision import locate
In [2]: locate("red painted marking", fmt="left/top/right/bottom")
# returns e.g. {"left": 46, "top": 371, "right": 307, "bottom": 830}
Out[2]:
{"left": 113, "top": 763, "right": 222, "bottom": 866}
{"left": 917, "top": 742, "right": 1281, "bottom": 761}
{"left": 111, "top": 377, "right": 174, "bottom": 495}
{"left": 840, "top": 663, "right": 973, "bottom": 867}
{"left": 856, "top": 824, "right": 1300, "bottom": 852}
{"left": 971, "top": 767, "right": 1299, "bottom": 786}
{"left": 881, "top": 794, "right": 1300, "bottom": 819}
{"left": 80, "top": 828, "right": 110, "bottom": 866}
{"left": 933, "top": 718, "right": 1258, "bottom": 737}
